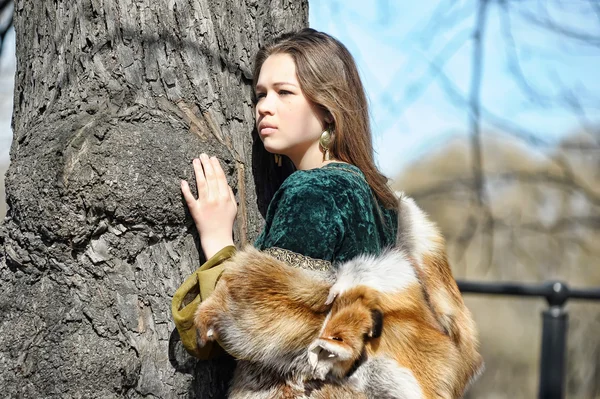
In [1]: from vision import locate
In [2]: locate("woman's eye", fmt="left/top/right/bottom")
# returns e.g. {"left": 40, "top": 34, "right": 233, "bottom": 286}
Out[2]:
{"left": 255, "top": 93, "right": 266, "bottom": 99}
{"left": 279, "top": 90, "right": 292, "bottom": 95}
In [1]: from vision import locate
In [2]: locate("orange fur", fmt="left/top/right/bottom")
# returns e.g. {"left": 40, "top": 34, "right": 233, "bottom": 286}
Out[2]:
{"left": 396, "top": 195, "right": 484, "bottom": 394}
{"left": 194, "top": 247, "right": 331, "bottom": 361}
{"left": 195, "top": 244, "right": 481, "bottom": 398}
{"left": 313, "top": 284, "right": 469, "bottom": 399}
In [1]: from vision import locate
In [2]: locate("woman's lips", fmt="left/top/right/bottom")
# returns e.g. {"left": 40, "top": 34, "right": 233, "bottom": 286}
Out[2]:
{"left": 260, "top": 127, "right": 277, "bottom": 135}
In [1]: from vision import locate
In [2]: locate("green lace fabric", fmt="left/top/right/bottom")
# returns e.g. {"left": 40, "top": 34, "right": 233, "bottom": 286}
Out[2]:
{"left": 254, "top": 163, "right": 398, "bottom": 266}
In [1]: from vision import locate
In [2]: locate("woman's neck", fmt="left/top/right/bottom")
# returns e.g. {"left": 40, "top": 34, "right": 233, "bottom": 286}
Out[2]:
{"left": 288, "top": 141, "right": 348, "bottom": 170}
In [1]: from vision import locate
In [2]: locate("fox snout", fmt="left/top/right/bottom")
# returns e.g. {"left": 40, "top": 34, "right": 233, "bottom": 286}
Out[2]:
{"left": 307, "top": 290, "right": 384, "bottom": 380}
{"left": 308, "top": 336, "right": 356, "bottom": 380}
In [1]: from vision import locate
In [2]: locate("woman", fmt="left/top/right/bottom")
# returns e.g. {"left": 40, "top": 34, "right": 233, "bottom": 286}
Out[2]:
{"left": 173, "top": 28, "right": 482, "bottom": 397}
{"left": 181, "top": 28, "right": 398, "bottom": 267}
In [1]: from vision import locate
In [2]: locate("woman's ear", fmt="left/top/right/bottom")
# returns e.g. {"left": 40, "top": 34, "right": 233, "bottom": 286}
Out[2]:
{"left": 322, "top": 108, "right": 334, "bottom": 125}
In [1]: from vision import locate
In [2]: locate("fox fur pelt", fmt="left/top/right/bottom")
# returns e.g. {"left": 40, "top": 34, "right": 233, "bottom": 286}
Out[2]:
{"left": 194, "top": 194, "right": 484, "bottom": 399}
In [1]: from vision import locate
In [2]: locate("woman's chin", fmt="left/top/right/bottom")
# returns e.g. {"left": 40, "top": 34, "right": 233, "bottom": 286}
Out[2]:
{"left": 263, "top": 142, "right": 284, "bottom": 155}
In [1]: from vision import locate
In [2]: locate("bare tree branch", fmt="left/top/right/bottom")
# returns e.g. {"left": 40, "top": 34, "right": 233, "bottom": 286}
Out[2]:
{"left": 498, "top": 0, "right": 552, "bottom": 107}
{"left": 495, "top": 217, "right": 600, "bottom": 234}
{"left": 553, "top": 77, "right": 600, "bottom": 144}
{"left": 419, "top": 0, "right": 474, "bottom": 48}
{"left": 467, "top": 0, "right": 496, "bottom": 273}
{"left": 409, "top": 171, "right": 600, "bottom": 207}
{"left": 410, "top": 50, "right": 556, "bottom": 149}
{"left": 469, "top": 0, "right": 488, "bottom": 207}
{"left": 381, "top": 3, "right": 598, "bottom": 158}
{"left": 483, "top": 112, "right": 599, "bottom": 150}
{"left": 394, "top": 27, "right": 471, "bottom": 116}
{"left": 516, "top": 8, "right": 600, "bottom": 47}
{"left": 452, "top": 214, "right": 479, "bottom": 275}
{"left": 590, "top": 0, "right": 600, "bottom": 22}
{"left": 420, "top": 57, "right": 600, "bottom": 151}
{"left": 499, "top": 1, "right": 600, "bottom": 114}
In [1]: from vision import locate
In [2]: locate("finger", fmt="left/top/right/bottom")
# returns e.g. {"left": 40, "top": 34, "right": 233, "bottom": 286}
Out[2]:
{"left": 212, "top": 157, "right": 230, "bottom": 199}
{"left": 200, "top": 154, "right": 219, "bottom": 197}
{"left": 193, "top": 158, "right": 207, "bottom": 199}
{"left": 181, "top": 180, "right": 197, "bottom": 205}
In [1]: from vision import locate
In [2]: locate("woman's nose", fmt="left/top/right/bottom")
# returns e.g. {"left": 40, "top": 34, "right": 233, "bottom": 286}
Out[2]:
{"left": 256, "top": 93, "right": 275, "bottom": 116}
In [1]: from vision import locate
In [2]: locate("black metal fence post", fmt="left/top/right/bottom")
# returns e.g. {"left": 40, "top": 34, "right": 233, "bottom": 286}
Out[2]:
{"left": 538, "top": 281, "right": 570, "bottom": 399}
{"left": 538, "top": 306, "right": 568, "bottom": 399}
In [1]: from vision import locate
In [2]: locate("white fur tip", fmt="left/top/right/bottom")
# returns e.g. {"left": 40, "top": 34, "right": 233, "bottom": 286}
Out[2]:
{"left": 333, "top": 250, "right": 417, "bottom": 294}
{"left": 207, "top": 328, "right": 214, "bottom": 338}
{"left": 309, "top": 339, "right": 352, "bottom": 361}
{"left": 325, "top": 290, "right": 338, "bottom": 305}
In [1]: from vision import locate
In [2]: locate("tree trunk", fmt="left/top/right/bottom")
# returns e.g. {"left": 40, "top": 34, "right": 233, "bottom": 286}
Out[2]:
{"left": 0, "top": 0, "right": 307, "bottom": 397}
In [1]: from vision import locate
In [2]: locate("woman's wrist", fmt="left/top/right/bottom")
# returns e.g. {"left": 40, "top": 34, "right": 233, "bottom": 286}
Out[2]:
{"left": 202, "top": 238, "right": 235, "bottom": 260}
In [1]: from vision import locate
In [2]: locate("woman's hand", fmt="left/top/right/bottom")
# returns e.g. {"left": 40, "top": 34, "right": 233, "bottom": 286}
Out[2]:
{"left": 181, "top": 153, "right": 237, "bottom": 259}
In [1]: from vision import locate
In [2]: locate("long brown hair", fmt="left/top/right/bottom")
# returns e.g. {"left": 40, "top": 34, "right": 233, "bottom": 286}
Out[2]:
{"left": 252, "top": 28, "right": 398, "bottom": 210}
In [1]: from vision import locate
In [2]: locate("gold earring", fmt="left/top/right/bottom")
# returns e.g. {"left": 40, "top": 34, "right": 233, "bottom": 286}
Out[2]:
{"left": 319, "top": 128, "right": 333, "bottom": 161}
{"left": 273, "top": 153, "right": 282, "bottom": 167}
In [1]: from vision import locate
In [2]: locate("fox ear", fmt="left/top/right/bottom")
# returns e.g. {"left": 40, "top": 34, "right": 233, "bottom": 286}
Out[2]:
{"left": 368, "top": 309, "right": 383, "bottom": 339}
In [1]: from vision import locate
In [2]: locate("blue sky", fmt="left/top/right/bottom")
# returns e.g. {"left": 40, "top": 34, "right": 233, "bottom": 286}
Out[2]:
{"left": 310, "top": 0, "right": 600, "bottom": 176}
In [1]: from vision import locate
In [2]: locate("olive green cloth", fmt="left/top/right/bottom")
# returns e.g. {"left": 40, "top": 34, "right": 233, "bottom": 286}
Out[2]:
{"left": 254, "top": 163, "right": 398, "bottom": 264}
{"left": 171, "top": 245, "right": 236, "bottom": 359}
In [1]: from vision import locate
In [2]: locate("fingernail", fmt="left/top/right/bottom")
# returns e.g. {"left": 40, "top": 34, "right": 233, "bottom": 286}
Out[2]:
{"left": 200, "top": 153, "right": 208, "bottom": 159}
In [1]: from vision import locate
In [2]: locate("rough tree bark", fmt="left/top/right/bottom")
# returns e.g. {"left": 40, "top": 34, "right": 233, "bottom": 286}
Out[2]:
{"left": 0, "top": 0, "right": 307, "bottom": 397}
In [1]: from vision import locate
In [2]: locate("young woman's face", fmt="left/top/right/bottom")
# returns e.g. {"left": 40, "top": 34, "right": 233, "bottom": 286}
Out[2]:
{"left": 254, "top": 53, "right": 327, "bottom": 161}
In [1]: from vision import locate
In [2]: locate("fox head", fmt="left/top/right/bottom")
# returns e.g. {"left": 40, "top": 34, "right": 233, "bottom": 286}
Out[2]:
{"left": 308, "top": 286, "right": 383, "bottom": 380}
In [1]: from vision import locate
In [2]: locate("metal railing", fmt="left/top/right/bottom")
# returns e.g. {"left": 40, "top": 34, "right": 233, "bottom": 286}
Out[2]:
{"left": 456, "top": 280, "right": 600, "bottom": 399}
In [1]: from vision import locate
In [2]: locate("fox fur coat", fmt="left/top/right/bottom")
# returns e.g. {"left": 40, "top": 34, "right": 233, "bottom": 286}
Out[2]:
{"left": 194, "top": 194, "right": 484, "bottom": 399}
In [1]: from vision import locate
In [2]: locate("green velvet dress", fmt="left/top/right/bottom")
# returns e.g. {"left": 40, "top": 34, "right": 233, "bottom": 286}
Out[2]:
{"left": 254, "top": 163, "right": 398, "bottom": 265}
